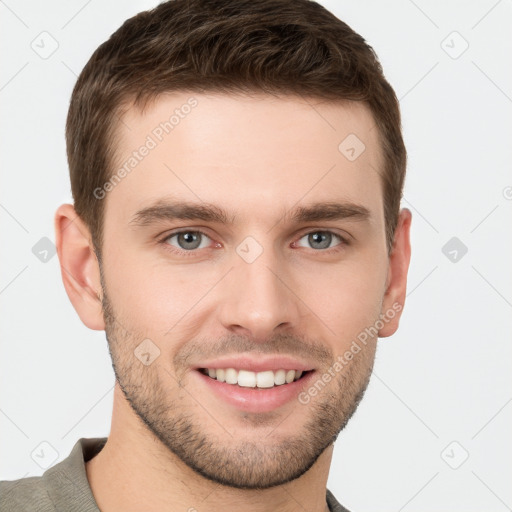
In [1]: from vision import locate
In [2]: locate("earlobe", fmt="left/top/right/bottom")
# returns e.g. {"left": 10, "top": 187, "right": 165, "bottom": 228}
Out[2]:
{"left": 378, "top": 208, "right": 412, "bottom": 338}
{"left": 54, "top": 204, "right": 106, "bottom": 331}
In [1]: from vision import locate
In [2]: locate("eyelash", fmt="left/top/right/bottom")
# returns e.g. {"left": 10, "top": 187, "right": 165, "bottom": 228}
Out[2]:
{"left": 158, "top": 229, "right": 349, "bottom": 257}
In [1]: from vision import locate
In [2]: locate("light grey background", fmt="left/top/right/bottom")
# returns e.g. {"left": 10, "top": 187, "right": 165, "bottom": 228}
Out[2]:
{"left": 1, "top": 1, "right": 511, "bottom": 510}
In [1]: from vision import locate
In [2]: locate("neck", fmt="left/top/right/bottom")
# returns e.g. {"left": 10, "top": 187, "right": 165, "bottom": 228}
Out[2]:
{"left": 86, "top": 384, "right": 333, "bottom": 512}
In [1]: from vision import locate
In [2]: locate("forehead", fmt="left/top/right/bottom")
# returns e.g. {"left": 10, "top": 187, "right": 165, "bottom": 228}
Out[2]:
{"left": 106, "top": 92, "right": 384, "bottom": 227}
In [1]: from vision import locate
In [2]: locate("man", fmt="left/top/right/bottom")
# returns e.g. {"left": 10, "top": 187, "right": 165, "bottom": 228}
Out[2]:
{"left": 0, "top": 0, "right": 411, "bottom": 510}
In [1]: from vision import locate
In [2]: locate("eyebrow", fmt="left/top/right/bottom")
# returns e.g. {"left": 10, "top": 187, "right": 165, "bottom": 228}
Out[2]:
{"left": 129, "top": 199, "right": 371, "bottom": 227}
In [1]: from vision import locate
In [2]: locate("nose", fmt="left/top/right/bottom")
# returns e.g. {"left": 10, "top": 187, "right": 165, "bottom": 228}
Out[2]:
{"left": 218, "top": 243, "right": 301, "bottom": 343}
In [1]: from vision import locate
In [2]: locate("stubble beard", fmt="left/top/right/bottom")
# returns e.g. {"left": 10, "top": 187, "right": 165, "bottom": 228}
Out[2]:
{"left": 101, "top": 285, "right": 375, "bottom": 489}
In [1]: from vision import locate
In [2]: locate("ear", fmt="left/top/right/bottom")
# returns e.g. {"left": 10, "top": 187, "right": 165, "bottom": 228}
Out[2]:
{"left": 54, "top": 204, "right": 105, "bottom": 330}
{"left": 378, "top": 208, "right": 412, "bottom": 338}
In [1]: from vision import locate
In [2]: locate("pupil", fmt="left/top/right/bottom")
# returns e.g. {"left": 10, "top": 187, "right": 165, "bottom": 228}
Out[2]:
{"left": 310, "top": 231, "right": 330, "bottom": 249}
{"left": 179, "top": 232, "right": 201, "bottom": 249}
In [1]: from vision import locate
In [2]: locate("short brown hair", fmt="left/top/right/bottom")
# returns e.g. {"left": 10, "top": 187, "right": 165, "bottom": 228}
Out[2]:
{"left": 66, "top": 0, "right": 406, "bottom": 259}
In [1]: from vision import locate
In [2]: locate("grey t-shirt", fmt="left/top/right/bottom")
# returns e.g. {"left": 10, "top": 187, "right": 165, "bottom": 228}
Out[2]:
{"left": 0, "top": 438, "right": 351, "bottom": 511}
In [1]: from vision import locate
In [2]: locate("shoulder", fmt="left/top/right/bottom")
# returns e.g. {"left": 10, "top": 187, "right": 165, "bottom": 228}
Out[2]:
{"left": 0, "top": 463, "right": 98, "bottom": 511}
{"left": 0, "top": 437, "right": 106, "bottom": 512}
{"left": 0, "top": 474, "right": 56, "bottom": 511}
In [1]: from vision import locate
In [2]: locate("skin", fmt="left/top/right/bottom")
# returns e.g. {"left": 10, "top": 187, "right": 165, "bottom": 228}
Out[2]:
{"left": 55, "top": 92, "right": 411, "bottom": 512}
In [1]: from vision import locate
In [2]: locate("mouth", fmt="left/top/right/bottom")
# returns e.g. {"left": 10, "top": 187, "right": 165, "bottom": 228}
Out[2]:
{"left": 193, "top": 364, "right": 316, "bottom": 413}
{"left": 197, "top": 367, "right": 313, "bottom": 389}
{"left": 191, "top": 355, "right": 317, "bottom": 413}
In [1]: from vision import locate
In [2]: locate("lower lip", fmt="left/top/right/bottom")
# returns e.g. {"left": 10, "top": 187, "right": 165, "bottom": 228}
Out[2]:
{"left": 194, "top": 370, "right": 316, "bottom": 413}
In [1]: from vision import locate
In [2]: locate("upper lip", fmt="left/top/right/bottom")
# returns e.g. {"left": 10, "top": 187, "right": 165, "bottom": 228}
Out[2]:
{"left": 194, "top": 355, "right": 315, "bottom": 373}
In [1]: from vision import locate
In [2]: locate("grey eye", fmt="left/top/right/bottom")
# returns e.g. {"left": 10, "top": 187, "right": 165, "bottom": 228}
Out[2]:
{"left": 166, "top": 231, "right": 210, "bottom": 251}
{"left": 296, "top": 231, "right": 342, "bottom": 250}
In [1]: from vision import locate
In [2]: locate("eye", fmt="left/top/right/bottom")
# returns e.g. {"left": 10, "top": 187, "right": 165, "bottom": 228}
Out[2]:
{"left": 159, "top": 229, "right": 348, "bottom": 257}
{"left": 163, "top": 230, "right": 213, "bottom": 252}
{"left": 294, "top": 230, "right": 346, "bottom": 251}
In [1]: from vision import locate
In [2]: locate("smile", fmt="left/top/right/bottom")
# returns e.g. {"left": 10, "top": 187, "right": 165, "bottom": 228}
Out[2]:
{"left": 198, "top": 368, "right": 310, "bottom": 388}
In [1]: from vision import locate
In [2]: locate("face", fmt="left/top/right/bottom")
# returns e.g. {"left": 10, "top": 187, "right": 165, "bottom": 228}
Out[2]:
{"left": 99, "top": 92, "right": 393, "bottom": 489}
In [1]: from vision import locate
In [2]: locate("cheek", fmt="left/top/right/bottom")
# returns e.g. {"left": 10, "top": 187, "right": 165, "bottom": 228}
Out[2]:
{"left": 104, "top": 253, "right": 216, "bottom": 332}
{"left": 299, "top": 257, "right": 386, "bottom": 345}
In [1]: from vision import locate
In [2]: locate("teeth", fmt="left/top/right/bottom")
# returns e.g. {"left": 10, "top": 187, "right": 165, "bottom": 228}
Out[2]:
{"left": 202, "top": 368, "right": 307, "bottom": 388}
{"left": 256, "top": 370, "right": 275, "bottom": 388}
{"left": 225, "top": 368, "right": 238, "bottom": 384}
{"left": 274, "top": 369, "right": 286, "bottom": 385}
{"left": 238, "top": 370, "right": 256, "bottom": 388}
